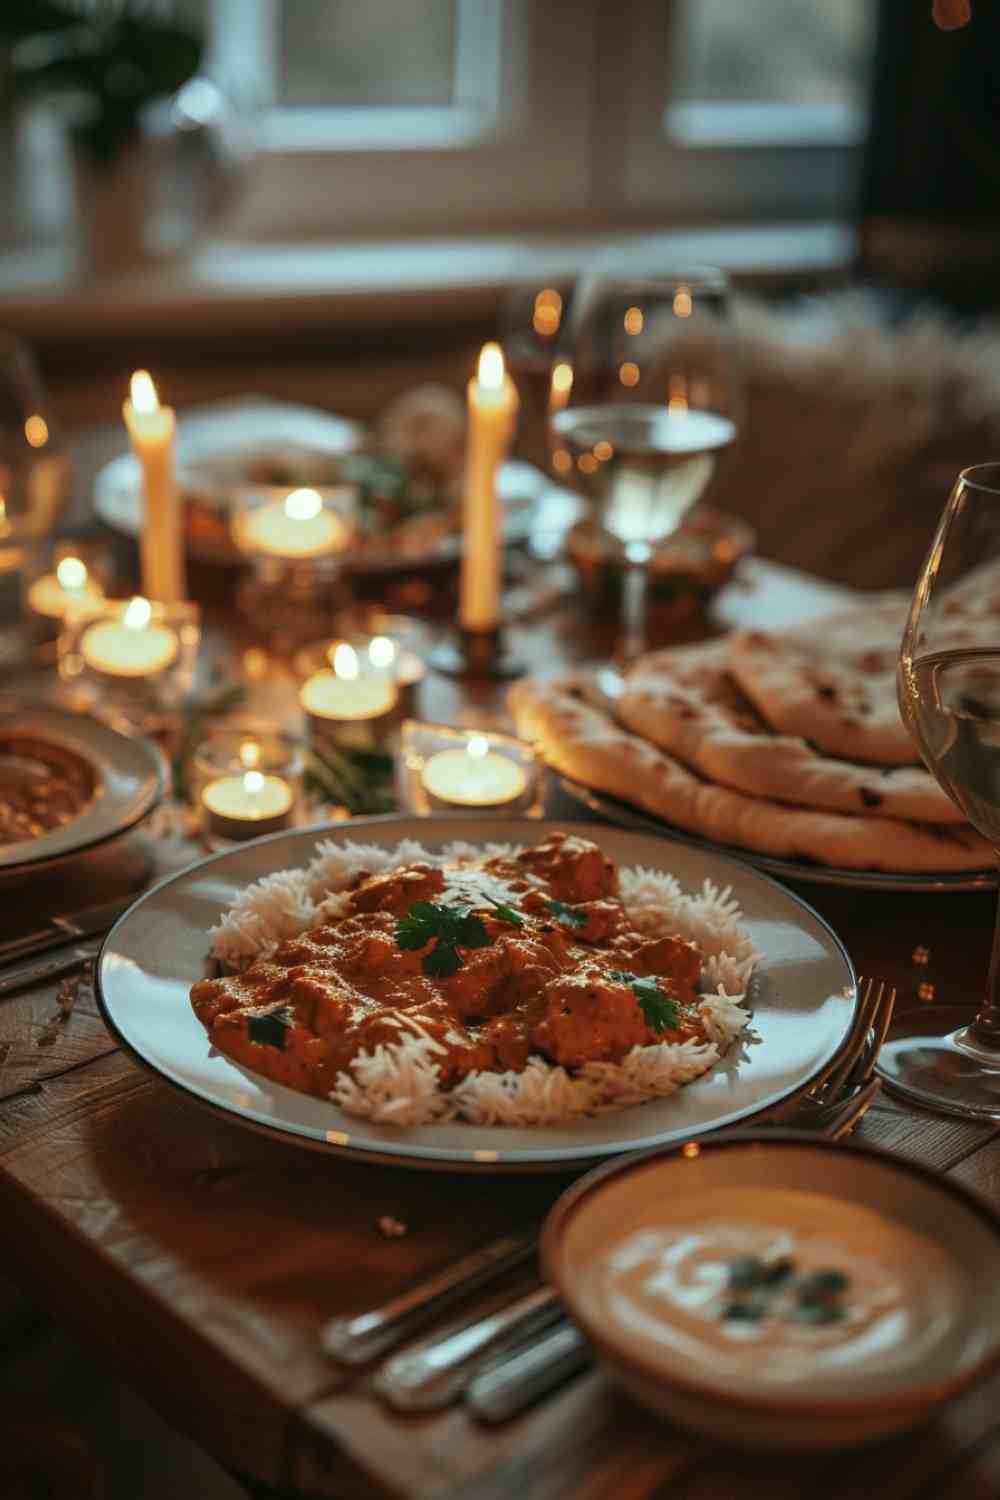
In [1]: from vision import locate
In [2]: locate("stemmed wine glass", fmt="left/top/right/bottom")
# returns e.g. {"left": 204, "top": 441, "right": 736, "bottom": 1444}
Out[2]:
{"left": 550, "top": 268, "right": 742, "bottom": 662}
{"left": 883, "top": 462, "right": 1000, "bottom": 1118}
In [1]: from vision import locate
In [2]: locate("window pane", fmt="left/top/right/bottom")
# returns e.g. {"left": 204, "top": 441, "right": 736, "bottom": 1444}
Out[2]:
{"left": 278, "top": 0, "right": 457, "bottom": 107}
{"left": 671, "top": 0, "right": 874, "bottom": 110}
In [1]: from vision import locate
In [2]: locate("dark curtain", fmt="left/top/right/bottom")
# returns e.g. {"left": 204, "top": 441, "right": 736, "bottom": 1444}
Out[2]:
{"left": 857, "top": 0, "right": 1000, "bottom": 307}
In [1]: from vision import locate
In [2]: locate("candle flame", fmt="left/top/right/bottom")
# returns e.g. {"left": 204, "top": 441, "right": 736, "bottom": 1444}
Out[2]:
{"left": 368, "top": 635, "right": 396, "bottom": 670}
{"left": 549, "top": 361, "right": 573, "bottom": 414}
{"left": 624, "top": 306, "right": 644, "bottom": 335}
{"left": 667, "top": 375, "right": 689, "bottom": 415}
{"left": 130, "top": 370, "right": 159, "bottom": 414}
{"left": 243, "top": 770, "right": 264, "bottom": 796}
{"left": 56, "top": 557, "right": 87, "bottom": 590}
{"left": 239, "top": 740, "right": 260, "bottom": 769}
{"left": 24, "top": 414, "right": 49, "bottom": 448}
{"left": 467, "top": 734, "right": 490, "bottom": 759}
{"left": 532, "top": 288, "right": 562, "bottom": 338}
{"left": 283, "top": 487, "right": 322, "bottom": 522}
{"left": 333, "top": 642, "right": 359, "bottom": 681}
{"left": 123, "top": 596, "right": 152, "bottom": 629}
{"left": 673, "top": 288, "right": 693, "bottom": 318}
{"left": 477, "top": 342, "right": 505, "bottom": 391}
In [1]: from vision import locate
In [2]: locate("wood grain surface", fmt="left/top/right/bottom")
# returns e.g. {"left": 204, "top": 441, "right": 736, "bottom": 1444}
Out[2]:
{"left": 1, "top": 560, "right": 998, "bottom": 1499}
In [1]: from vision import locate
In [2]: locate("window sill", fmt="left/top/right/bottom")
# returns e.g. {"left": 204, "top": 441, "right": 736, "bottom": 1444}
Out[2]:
{"left": 0, "top": 221, "right": 855, "bottom": 345}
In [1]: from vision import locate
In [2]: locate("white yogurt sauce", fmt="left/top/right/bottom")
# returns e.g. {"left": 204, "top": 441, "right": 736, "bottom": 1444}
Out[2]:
{"left": 580, "top": 1189, "right": 973, "bottom": 1399}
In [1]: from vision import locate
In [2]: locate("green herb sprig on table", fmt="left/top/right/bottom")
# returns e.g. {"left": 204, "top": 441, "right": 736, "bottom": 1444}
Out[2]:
{"left": 304, "top": 744, "right": 397, "bottom": 816}
{"left": 396, "top": 897, "right": 524, "bottom": 978}
{"left": 608, "top": 971, "right": 680, "bottom": 1033}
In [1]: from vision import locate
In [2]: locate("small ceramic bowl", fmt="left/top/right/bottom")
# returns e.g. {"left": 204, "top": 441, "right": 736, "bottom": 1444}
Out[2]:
{"left": 542, "top": 1133, "right": 1000, "bottom": 1451}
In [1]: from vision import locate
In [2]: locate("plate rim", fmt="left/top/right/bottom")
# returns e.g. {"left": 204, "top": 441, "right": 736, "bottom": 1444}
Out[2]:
{"left": 0, "top": 705, "right": 169, "bottom": 874}
{"left": 95, "top": 814, "right": 859, "bottom": 1174}
{"left": 557, "top": 775, "right": 998, "bottom": 894}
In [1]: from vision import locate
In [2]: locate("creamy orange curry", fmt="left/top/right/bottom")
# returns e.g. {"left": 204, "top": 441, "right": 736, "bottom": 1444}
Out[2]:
{"left": 190, "top": 832, "right": 706, "bottom": 1099}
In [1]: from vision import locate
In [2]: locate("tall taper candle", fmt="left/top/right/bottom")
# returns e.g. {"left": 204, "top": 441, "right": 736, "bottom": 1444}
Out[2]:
{"left": 459, "top": 343, "right": 517, "bottom": 632}
{"left": 123, "top": 370, "right": 186, "bottom": 603}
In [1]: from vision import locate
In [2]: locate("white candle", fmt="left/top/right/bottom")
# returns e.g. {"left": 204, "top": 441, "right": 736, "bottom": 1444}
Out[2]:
{"left": 300, "top": 643, "right": 398, "bottom": 722}
{"left": 460, "top": 343, "right": 517, "bottom": 632}
{"left": 234, "top": 488, "right": 350, "bottom": 560}
{"left": 202, "top": 769, "right": 294, "bottom": 841}
{"left": 80, "top": 596, "right": 179, "bottom": 677}
{"left": 123, "top": 371, "right": 185, "bottom": 604}
{"left": 421, "top": 735, "right": 527, "bottom": 807}
{"left": 26, "top": 557, "right": 105, "bottom": 621}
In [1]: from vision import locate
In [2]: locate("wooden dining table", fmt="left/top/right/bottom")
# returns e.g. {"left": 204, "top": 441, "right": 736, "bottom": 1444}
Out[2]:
{"left": 1, "top": 541, "right": 999, "bottom": 1500}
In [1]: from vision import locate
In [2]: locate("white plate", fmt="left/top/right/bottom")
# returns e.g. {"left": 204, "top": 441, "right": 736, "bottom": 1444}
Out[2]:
{"left": 92, "top": 397, "right": 553, "bottom": 569}
{"left": 0, "top": 703, "right": 168, "bottom": 878}
{"left": 96, "top": 817, "right": 857, "bottom": 1173}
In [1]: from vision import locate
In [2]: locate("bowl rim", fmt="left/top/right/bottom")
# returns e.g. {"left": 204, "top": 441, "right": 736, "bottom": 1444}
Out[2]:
{"left": 541, "top": 1130, "right": 1000, "bottom": 1421}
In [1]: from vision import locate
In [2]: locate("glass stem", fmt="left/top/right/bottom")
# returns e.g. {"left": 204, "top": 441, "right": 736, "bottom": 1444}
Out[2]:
{"left": 619, "top": 543, "right": 652, "bottom": 665}
{"left": 973, "top": 888, "right": 1000, "bottom": 1047}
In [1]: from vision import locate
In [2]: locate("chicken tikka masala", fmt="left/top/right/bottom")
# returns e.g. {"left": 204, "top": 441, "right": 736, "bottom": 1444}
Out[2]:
{"left": 191, "top": 831, "right": 707, "bottom": 1100}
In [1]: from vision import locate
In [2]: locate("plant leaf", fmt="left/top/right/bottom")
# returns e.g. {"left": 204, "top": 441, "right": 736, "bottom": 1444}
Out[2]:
{"left": 247, "top": 1005, "right": 295, "bottom": 1050}
{"left": 545, "top": 897, "right": 587, "bottom": 930}
{"left": 609, "top": 970, "right": 680, "bottom": 1033}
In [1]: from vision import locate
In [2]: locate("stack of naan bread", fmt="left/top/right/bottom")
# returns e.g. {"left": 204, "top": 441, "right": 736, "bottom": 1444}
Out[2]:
{"left": 510, "top": 593, "right": 995, "bottom": 874}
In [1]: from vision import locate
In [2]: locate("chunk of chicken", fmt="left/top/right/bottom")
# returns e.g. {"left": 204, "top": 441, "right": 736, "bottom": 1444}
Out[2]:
{"left": 515, "top": 832, "right": 618, "bottom": 904}
{"left": 346, "top": 862, "right": 445, "bottom": 915}
{"left": 530, "top": 970, "right": 650, "bottom": 1068}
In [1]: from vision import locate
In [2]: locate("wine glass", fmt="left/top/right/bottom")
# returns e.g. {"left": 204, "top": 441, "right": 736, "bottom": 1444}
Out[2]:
{"left": 883, "top": 462, "right": 1000, "bottom": 1118}
{"left": 550, "top": 268, "right": 742, "bottom": 662}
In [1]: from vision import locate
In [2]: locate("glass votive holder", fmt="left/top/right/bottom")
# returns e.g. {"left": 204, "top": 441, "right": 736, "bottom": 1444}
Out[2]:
{"left": 231, "top": 484, "right": 356, "bottom": 640}
{"left": 191, "top": 728, "right": 303, "bottom": 844}
{"left": 295, "top": 623, "right": 427, "bottom": 721}
{"left": 21, "top": 539, "right": 112, "bottom": 644}
{"left": 299, "top": 641, "right": 400, "bottom": 752}
{"left": 397, "top": 720, "right": 545, "bottom": 817}
{"left": 58, "top": 595, "right": 201, "bottom": 733}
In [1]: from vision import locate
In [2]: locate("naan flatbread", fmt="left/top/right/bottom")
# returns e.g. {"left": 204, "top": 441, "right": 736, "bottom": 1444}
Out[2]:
{"left": 619, "top": 639, "right": 963, "bottom": 823}
{"left": 510, "top": 676, "right": 992, "bottom": 873}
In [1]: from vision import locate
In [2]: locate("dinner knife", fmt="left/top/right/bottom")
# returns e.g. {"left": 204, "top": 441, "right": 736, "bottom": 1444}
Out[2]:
{"left": 0, "top": 894, "right": 137, "bottom": 968}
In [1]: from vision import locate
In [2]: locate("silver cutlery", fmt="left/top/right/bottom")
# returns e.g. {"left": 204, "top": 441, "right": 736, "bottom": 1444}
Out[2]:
{"left": 321, "top": 1225, "right": 539, "bottom": 1365}
{"left": 373, "top": 1283, "right": 563, "bottom": 1412}
{"left": 0, "top": 941, "right": 102, "bottom": 1000}
{"left": 0, "top": 894, "right": 135, "bottom": 968}
{"left": 465, "top": 1320, "right": 590, "bottom": 1424}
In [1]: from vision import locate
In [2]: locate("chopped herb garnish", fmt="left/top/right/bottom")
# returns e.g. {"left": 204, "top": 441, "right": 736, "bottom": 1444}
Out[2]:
{"left": 395, "top": 901, "right": 492, "bottom": 978}
{"left": 727, "top": 1257, "right": 767, "bottom": 1292}
{"left": 609, "top": 971, "right": 680, "bottom": 1033}
{"left": 723, "top": 1300, "right": 768, "bottom": 1322}
{"left": 483, "top": 895, "right": 525, "bottom": 928}
{"left": 247, "top": 1005, "right": 295, "bottom": 1049}
{"left": 797, "top": 1269, "right": 850, "bottom": 1302}
{"left": 545, "top": 897, "right": 588, "bottom": 930}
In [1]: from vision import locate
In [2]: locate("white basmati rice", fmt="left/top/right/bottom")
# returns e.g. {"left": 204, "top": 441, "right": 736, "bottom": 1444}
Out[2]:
{"left": 209, "top": 838, "right": 758, "bottom": 1126}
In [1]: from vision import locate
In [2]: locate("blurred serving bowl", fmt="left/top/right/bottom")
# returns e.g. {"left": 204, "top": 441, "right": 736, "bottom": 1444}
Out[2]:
{"left": 542, "top": 1134, "right": 1000, "bottom": 1451}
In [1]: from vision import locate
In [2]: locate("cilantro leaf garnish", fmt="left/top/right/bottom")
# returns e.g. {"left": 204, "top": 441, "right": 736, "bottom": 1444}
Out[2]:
{"left": 395, "top": 901, "right": 492, "bottom": 977}
{"left": 483, "top": 894, "right": 525, "bottom": 928}
{"left": 609, "top": 971, "right": 680, "bottom": 1033}
{"left": 545, "top": 897, "right": 588, "bottom": 930}
{"left": 247, "top": 1005, "right": 295, "bottom": 1049}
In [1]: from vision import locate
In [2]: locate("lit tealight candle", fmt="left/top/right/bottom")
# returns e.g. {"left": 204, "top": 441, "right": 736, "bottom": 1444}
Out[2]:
{"left": 80, "top": 596, "right": 179, "bottom": 678}
{"left": 235, "top": 487, "right": 351, "bottom": 560}
{"left": 301, "top": 643, "right": 398, "bottom": 724}
{"left": 26, "top": 556, "right": 105, "bottom": 622}
{"left": 202, "top": 768, "right": 294, "bottom": 841}
{"left": 421, "top": 734, "right": 528, "bottom": 808}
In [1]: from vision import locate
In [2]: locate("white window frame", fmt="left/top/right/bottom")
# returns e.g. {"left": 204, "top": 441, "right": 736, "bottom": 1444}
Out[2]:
{"left": 209, "top": 0, "right": 870, "bottom": 242}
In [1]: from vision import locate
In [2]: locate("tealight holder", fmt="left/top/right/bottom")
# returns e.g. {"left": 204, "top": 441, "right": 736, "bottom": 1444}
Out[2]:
{"left": 21, "top": 539, "right": 112, "bottom": 645}
{"left": 58, "top": 595, "right": 201, "bottom": 733}
{"left": 191, "top": 727, "right": 303, "bottom": 845}
{"left": 299, "top": 641, "right": 400, "bottom": 753}
{"left": 295, "top": 620, "right": 428, "bottom": 721}
{"left": 397, "top": 719, "right": 544, "bottom": 816}
{"left": 230, "top": 484, "right": 356, "bottom": 647}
